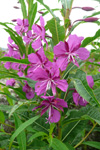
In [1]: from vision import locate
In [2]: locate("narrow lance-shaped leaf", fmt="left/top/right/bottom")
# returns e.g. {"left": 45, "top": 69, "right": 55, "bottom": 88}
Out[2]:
{"left": 49, "top": 138, "right": 70, "bottom": 150}
{"left": 29, "top": 2, "right": 37, "bottom": 30}
{"left": 47, "top": 18, "right": 65, "bottom": 45}
{"left": 0, "top": 57, "right": 30, "bottom": 65}
{"left": 19, "top": 0, "right": 27, "bottom": 19}
{"left": 28, "top": 132, "right": 48, "bottom": 142}
{"left": 71, "top": 69, "right": 100, "bottom": 106}
{"left": 83, "top": 141, "right": 100, "bottom": 149}
{"left": 81, "top": 29, "right": 100, "bottom": 47}
{"left": 14, "top": 114, "right": 26, "bottom": 150}
{"left": 9, "top": 115, "right": 40, "bottom": 149}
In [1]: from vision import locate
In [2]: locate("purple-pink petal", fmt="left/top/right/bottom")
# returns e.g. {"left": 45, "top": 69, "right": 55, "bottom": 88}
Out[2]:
{"left": 67, "top": 34, "right": 84, "bottom": 52}
{"left": 6, "top": 78, "right": 15, "bottom": 86}
{"left": 76, "top": 47, "right": 90, "bottom": 60}
{"left": 55, "top": 79, "right": 68, "bottom": 92}
{"left": 86, "top": 76, "right": 94, "bottom": 88}
{"left": 35, "top": 81, "right": 47, "bottom": 95}
{"left": 73, "top": 92, "right": 80, "bottom": 106}
{"left": 40, "top": 16, "right": 45, "bottom": 27}
{"left": 49, "top": 107, "right": 61, "bottom": 123}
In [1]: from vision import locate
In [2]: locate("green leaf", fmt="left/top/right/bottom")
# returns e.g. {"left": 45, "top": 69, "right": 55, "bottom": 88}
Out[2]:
{"left": 0, "top": 105, "right": 12, "bottom": 112}
{"left": 94, "top": 87, "right": 100, "bottom": 102}
{"left": 0, "top": 111, "right": 5, "bottom": 123}
{"left": 83, "top": 141, "right": 100, "bottom": 149}
{"left": 0, "top": 91, "right": 18, "bottom": 102}
{"left": 64, "top": 105, "right": 100, "bottom": 126}
{"left": 61, "top": 0, "right": 73, "bottom": 10}
{"left": 0, "top": 57, "right": 29, "bottom": 64}
{"left": 29, "top": 2, "right": 37, "bottom": 30}
{"left": 71, "top": 69, "right": 100, "bottom": 106}
{"left": 92, "top": 73, "right": 100, "bottom": 82}
{"left": 28, "top": 131, "right": 47, "bottom": 142}
{"left": 81, "top": 29, "right": 100, "bottom": 47}
{"left": 47, "top": 18, "right": 65, "bottom": 45}
{"left": 49, "top": 138, "right": 69, "bottom": 150}
{"left": 14, "top": 114, "right": 26, "bottom": 150}
{"left": 19, "top": 0, "right": 27, "bottom": 19}
{"left": 9, "top": 115, "right": 40, "bottom": 149}
{"left": 3, "top": 87, "right": 13, "bottom": 106}
{"left": 37, "top": 0, "right": 56, "bottom": 18}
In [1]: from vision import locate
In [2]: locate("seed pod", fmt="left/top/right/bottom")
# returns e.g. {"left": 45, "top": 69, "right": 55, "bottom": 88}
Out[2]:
{"left": 82, "top": 7, "right": 94, "bottom": 11}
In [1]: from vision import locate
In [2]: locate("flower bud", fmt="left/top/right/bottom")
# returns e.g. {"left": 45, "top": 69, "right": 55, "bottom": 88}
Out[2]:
{"left": 84, "top": 17, "right": 99, "bottom": 22}
{"left": 82, "top": 7, "right": 94, "bottom": 11}
{"left": 38, "top": 11, "right": 44, "bottom": 14}
{"left": 12, "top": 19, "right": 17, "bottom": 22}
{"left": 13, "top": 6, "right": 20, "bottom": 9}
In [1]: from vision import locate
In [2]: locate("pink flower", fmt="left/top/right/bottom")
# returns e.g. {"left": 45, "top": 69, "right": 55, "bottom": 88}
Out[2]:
{"left": 6, "top": 78, "right": 15, "bottom": 86}
{"left": 23, "top": 81, "right": 34, "bottom": 99}
{"left": 31, "top": 63, "right": 68, "bottom": 95}
{"left": 73, "top": 76, "right": 94, "bottom": 106}
{"left": 23, "top": 30, "right": 37, "bottom": 45}
{"left": 27, "top": 48, "right": 50, "bottom": 79}
{"left": 32, "top": 96, "right": 68, "bottom": 123}
{"left": 32, "top": 16, "right": 48, "bottom": 50}
{"left": 54, "top": 34, "right": 90, "bottom": 71}
{"left": 15, "top": 18, "right": 29, "bottom": 36}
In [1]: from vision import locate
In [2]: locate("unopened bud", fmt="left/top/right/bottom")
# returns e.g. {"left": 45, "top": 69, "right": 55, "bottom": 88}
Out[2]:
{"left": 12, "top": 19, "right": 17, "bottom": 22}
{"left": 74, "top": 17, "right": 99, "bottom": 24}
{"left": 38, "top": 11, "right": 44, "bottom": 14}
{"left": 72, "top": 6, "right": 94, "bottom": 11}
{"left": 82, "top": 7, "right": 94, "bottom": 11}
{"left": 84, "top": 17, "right": 99, "bottom": 22}
{"left": 13, "top": 6, "right": 20, "bottom": 9}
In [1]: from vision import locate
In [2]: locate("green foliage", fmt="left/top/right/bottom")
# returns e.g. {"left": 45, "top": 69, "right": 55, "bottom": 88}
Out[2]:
{"left": 9, "top": 115, "right": 40, "bottom": 149}
{"left": 28, "top": 2, "right": 37, "bottom": 29}
{"left": 61, "top": 0, "right": 74, "bottom": 10}
{"left": 19, "top": 0, "right": 27, "bottom": 19}
{"left": 47, "top": 18, "right": 65, "bottom": 45}
{"left": 71, "top": 69, "right": 100, "bottom": 106}
{"left": 81, "top": 29, "right": 100, "bottom": 47}
{"left": 83, "top": 141, "right": 100, "bottom": 149}
{"left": 14, "top": 113, "right": 26, "bottom": 150}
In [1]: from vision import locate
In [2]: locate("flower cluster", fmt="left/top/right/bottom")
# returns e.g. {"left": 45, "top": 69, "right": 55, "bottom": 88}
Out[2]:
{"left": 4, "top": 16, "right": 90, "bottom": 123}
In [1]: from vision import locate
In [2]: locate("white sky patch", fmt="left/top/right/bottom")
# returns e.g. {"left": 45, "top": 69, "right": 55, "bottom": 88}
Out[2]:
{"left": 0, "top": 0, "right": 100, "bottom": 48}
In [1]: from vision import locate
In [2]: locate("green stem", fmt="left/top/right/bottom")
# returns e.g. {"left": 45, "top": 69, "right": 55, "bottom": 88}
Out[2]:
{"left": 74, "top": 122, "right": 97, "bottom": 148}
{"left": 0, "top": 121, "right": 15, "bottom": 128}
{"left": 57, "top": 118, "right": 62, "bottom": 140}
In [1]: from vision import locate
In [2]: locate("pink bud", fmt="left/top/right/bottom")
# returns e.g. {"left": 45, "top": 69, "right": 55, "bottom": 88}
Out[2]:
{"left": 13, "top": 6, "right": 20, "bottom": 9}
{"left": 82, "top": 7, "right": 94, "bottom": 11}
{"left": 12, "top": 19, "right": 17, "bottom": 22}
{"left": 84, "top": 17, "right": 99, "bottom": 22}
{"left": 38, "top": 11, "right": 44, "bottom": 14}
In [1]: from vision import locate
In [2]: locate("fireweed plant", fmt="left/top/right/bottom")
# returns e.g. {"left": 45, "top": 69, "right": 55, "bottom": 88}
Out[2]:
{"left": 0, "top": 0, "right": 100, "bottom": 149}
